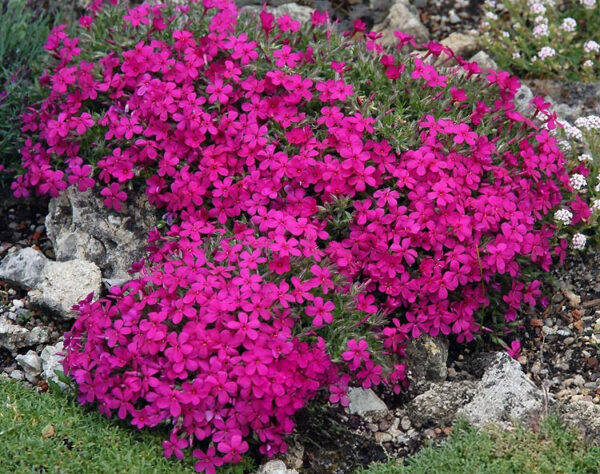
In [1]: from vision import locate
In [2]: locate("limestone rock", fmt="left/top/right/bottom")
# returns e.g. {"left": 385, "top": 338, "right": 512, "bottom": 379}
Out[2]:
{"left": 373, "top": 0, "right": 430, "bottom": 48}
{"left": 407, "top": 381, "right": 478, "bottom": 428}
{"left": 40, "top": 341, "right": 65, "bottom": 385}
{"left": 441, "top": 32, "right": 480, "bottom": 59}
{"left": 0, "top": 315, "right": 49, "bottom": 354}
{"left": 556, "top": 400, "right": 600, "bottom": 444}
{"left": 514, "top": 84, "right": 533, "bottom": 114}
{"left": 16, "top": 350, "right": 43, "bottom": 383}
{"left": 347, "top": 387, "right": 389, "bottom": 417}
{"left": 256, "top": 460, "right": 298, "bottom": 474}
{"left": 457, "top": 352, "right": 546, "bottom": 428}
{"left": 0, "top": 247, "right": 48, "bottom": 289}
{"left": 46, "top": 187, "right": 157, "bottom": 281}
{"left": 28, "top": 259, "right": 102, "bottom": 319}
{"left": 404, "top": 335, "right": 449, "bottom": 393}
{"left": 470, "top": 51, "right": 497, "bottom": 72}
{"left": 271, "top": 3, "right": 313, "bottom": 23}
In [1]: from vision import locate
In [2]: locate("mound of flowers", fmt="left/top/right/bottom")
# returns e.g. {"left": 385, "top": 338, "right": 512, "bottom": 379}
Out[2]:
{"left": 11, "top": 0, "right": 590, "bottom": 471}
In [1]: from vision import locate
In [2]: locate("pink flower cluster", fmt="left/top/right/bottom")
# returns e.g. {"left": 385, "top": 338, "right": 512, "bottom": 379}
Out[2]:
{"left": 13, "top": 0, "right": 587, "bottom": 471}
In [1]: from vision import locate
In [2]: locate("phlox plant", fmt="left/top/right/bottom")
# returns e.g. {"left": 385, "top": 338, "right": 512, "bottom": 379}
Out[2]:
{"left": 11, "top": 0, "right": 591, "bottom": 471}
{"left": 481, "top": 0, "right": 600, "bottom": 81}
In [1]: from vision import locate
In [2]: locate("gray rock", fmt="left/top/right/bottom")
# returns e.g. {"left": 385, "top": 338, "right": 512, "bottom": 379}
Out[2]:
{"left": 46, "top": 187, "right": 157, "bottom": 281}
{"left": 404, "top": 335, "right": 448, "bottom": 393}
{"left": 9, "top": 369, "right": 24, "bottom": 381}
{"left": 469, "top": 51, "right": 498, "bottom": 72}
{"left": 15, "top": 350, "right": 43, "bottom": 383}
{"left": 0, "top": 247, "right": 48, "bottom": 289}
{"left": 514, "top": 84, "right": 533, "bottom": 114}
{"left": 0, "top": 315, "right": 49, "bottom": 354}
{"left": 270, "top": 4, "right": 313, "bottom": 23}
{"left": 440, "top": 32, "right": 480, "bottom": 59}
{"left": 457, "top": 352, "right": 546, "bottom": 428}
{"left": 40, "top": 341, "right": 64, "bottom": 385}
{"left": 407, "top": 381, "right": 478, "bottom": 428}
{"left": 373, "top": 0, "right": 430, "bottom": 48}
{"left": 28, "top": 259, "right": 102, "bottom": 319}
{"left": 556, "top": 401, "right": 600, "bottom": 444}
{"left": 256, "top": 460, "right": 298, "bottom": 474}
{"left": 347, "top": 387, "right": 389, "bottom": 417}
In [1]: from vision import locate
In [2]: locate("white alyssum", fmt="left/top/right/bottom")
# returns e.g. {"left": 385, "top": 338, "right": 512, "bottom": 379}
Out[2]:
{"left": 533, "top": 24, "right": 549, "bottom": 37}
{"left": 560, "top": 17, "right": 577, "bottom": 32}
{"left": 592, "top": 199, "right": 600, "bottom": 213}
{"left": 580, "top": 0, "right": 597, "bottom": 9}
{"left": 584, "top": 41, "right": 600, "bottom": 53}
{"left": 538, "top": 46, "right": 556, "bottom": 59}
{"left": 583, "top": 59, "right": 594, "bottom": 68}
{"left": 578, "top": 153, "right": 593, "bottom": 162}
{"left": 569, "top": 173, "right": 587, "bottom": 190}
{"left": 572, "top": 233, "right": 587, "bottom": 250}
{"left": 564, "top": 123, "right": 583, "bottom": 140}
{"left": 554, "top": 208, "right": 573, "bottom": 225}
{"left": 558, "top": 140, "right": 571, "bottom": 151}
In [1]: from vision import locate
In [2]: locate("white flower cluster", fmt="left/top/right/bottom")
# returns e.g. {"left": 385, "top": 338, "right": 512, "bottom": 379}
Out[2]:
{"left": 530, "top": 2, "right": 546, "bottom": 13}
{"left": 533, "top": 23, "right": 549, "bottom": 37}
{"left": 564, "top": 123, "right": 583, "bottom": 140}
{"left": 538, "top": 46, "right": 556, "bottom": 59}
{"left": 580, "top": 0, "right": 597, "bottom": 9}
{"left": 558, "top": 140, "right": 571, "bottom": 151}
{"left": 560, "top": 17, "right": 577, "bottom": 32}
{"left": 569, "top": 173, "right": 587, "bottom": 190}
{"left": 502, "top": 31, "right": 510, "bottom": 37}
{"left": 592, "top": 199, "right": 600, "bottom": 213}
{"left": 575, "top": 115, "right": 600, "bottom": 130}
{"left": 535, "top": 15, "right": 548, "bottom": 24}
{"left": 554, "top": 208, "right": 573, "bottom": 225}
{"left": 572, "top": 233, "right": 587, "bottom": 250}
{"left": 485, "top": 11, "right": 498, "bottom": 19}
{"left": 583, "top": 59, "right": 595, "bottom": 68}
{"left": 584, "top": 41, "right": 600, "bottom": 53}
{"left": 578, "top": 153, "right": 593, "bottom": 162}
{"left": 512, "top": 52, "right": 521, "bottom": 59}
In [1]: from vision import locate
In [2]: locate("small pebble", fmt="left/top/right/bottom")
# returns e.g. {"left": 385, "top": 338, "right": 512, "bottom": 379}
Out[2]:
{"left": 563, "top": 337, "right": 575, "bottom": 345}
{"left": 401, "top": 417, "right": 411, "bottom": 431}
{"left": 11, "top": 299, "right": 24, "bottom": 310}
{"left": 9, "top": 370, "right": 24, "bottom": 381}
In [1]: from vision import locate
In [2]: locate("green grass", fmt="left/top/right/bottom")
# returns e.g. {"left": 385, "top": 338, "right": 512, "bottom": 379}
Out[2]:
{"left": 362, "top": 418, "right": 600, "bottom": 474}
{"left": 0, "top": 379, "right": 254, "bottom": 473}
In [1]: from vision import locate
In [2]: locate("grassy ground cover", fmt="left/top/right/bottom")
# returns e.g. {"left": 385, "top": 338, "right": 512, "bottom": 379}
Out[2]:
{"left": 0, "top": 379, "right": 253, "bottom": 473}
{"left": 363, "top": 418, "right": 600, "bottom": 473}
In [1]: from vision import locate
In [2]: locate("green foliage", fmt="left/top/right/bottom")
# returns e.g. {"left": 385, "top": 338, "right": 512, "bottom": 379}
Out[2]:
{"left": 0, "top": 379, "right": 255, "bottom": 473}
{"left": 0, "top": 0, "right": 50, "bottom": 176}
{"left": 481, "top": 0, "right": 600, "bottom": 81}
{"left": 362, "top": 417, "right": 600, "bottom": 473}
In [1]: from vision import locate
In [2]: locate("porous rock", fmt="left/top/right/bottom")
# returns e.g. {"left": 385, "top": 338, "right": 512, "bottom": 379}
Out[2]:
{"left": 407, "top": 381, "right": 478, "bottom": 428}
{"left": 28, "top": 259, "right": 102, "bottom": 319}
{"left": 555, "top": 400, "right": 600, "bottom": 444}
{"left": 469, "top": 51, "right": 497, "bottom": 72}
{"left": 440, "top": 32, "right": 480, "bottom": 59}
{"left": 40, "top": 341, "right": 65, "bottom": 385}
{"left": 0, "top": 247, "right": 48, "bottom": 289}
{"left": 457, "top": 352, "right": 546, "bottom": 428}
{"left": 270, "top": 3, "right": 313, "bottom": 23}
{"left": 0, "top": 315, "right": 49, "bottom": 354}
{"left": 256, "top": 460, "right": 298, "bottom": 474}
{"left": 46, "top": 187, "right": 157, "bottom": 280}
{"left": 347, "top": 387, "right": 389, "bottom": 417}
{"left": 373, "top": 0, "right": 430, "bottom": 48}
{"left": 404, "top": 335, "right": 448, "bottom": 392}
{"left": 514, "top": 84, "right": 533, "bottom": 114}
{"left": 16, "top": 350, "right": 43, "bottom": 383}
